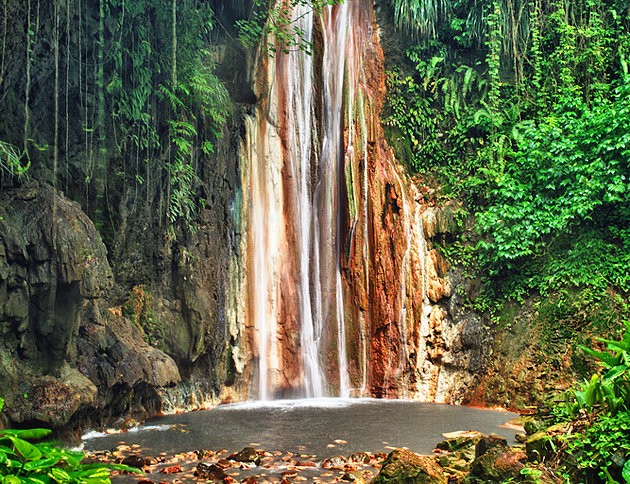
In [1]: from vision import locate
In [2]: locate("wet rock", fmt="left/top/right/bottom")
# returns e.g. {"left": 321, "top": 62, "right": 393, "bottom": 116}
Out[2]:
{"left": 321, "top": 455, "right": 347, "bottom": 469}
{"left": 194, "top": 462, "right": 227, "bottom": 480}
{"left": 194, "top": 449, "right": 215, "bottom": 459}
{"left": 474, "top": 434, "right": 508, "bottom": 458}
{"left": 350, "top": 452, "right": 371, "bottom": 463}
{"left": 0, "top": 184, "right": 182, "bottom": 433}
{"left": 121, "top": 455, "right": 151, "bottom": 468}
{"left": 466, "top": 447, "right": 527, "bottom": 483}
{"left": 436, "top": 430, "right": 483, "bottom": 452}
{"left": 159, "top": 464, "right": 183, "bottom": 474}
{"left": 525, "top": 423, "right": 568, "bottom": 462}
{"left": 372, "top": 448, "right": 447, "bottom": 484}
{"left": 342, "top": 470, "right": 366, "bottom": 483}
{"left": 230, "top": 447, "right": 261, "bottom": 466}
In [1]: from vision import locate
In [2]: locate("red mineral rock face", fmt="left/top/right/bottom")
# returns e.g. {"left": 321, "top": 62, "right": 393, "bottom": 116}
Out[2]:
{"left": 237, "top": 0, "right": 473, "bottom": 402}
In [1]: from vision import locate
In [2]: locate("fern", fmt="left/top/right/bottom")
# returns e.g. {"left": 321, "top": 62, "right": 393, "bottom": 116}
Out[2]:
{"left": 0, "top": 140, "right": 29, "bottom": 182}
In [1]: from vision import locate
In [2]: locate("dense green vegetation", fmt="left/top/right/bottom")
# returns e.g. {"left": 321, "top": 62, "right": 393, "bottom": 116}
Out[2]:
{"left": 538, "top": 323, "right": 630, "bottom": 483}
{"left": 384, "top": 0, "right": 629, "bottom": 333}
{"left": 0, "top": 0, "right": 231, "bottom": 236}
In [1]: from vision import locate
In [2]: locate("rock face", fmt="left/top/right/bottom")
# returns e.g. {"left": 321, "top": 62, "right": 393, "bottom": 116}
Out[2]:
{"left": 234, "top": 0, "right": 487, "bottom": 402}
{"left": 0, "top": 185, "right": 180, "bottom": 433}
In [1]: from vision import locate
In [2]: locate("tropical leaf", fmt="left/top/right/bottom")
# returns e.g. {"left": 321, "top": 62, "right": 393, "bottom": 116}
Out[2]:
{"left": 8, "top": 436, "right": 43, "bottom": 462}
{"left": 0, "top": 429, "right": 52, "bottom": 441}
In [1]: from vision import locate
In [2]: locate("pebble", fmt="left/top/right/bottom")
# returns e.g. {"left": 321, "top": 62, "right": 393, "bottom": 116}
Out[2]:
{"left": 159, "top": 465, "right": 183, "bottom": 474}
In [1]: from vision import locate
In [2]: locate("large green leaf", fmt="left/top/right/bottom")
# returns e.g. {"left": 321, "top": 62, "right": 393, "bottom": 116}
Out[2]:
{"left": 23, "top": 458, "right": 61, "bottom": 472}
{"left": 2, "top": 475, "right": 22, "bottom": 484}
{"left": 622, "top": 458, "right": 630, "bottom": 483}
{"left": 8, "top": 436, "right": 43, "bottom": 462}
{"left": 603, "top": 365, "right": 629, "bottom": 382}
{"left": 49, "top": 467, "right": 70, "bottom": 484}
{"left": 20, "top": 477, "right": 49, "bottom": 484}
{"left": 579, "top": 345, "right": 619, "bottom": 368}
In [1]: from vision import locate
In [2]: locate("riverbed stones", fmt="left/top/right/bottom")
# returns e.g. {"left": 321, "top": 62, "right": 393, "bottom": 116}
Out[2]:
{"left": 349, "top": 452, "right": 370, "bottom": 463}
{"left": 121, "top": 455, "right": 152, "bottom": 468}
{"left": 342, "top": 470, "right": 366, "bottom": 483}
{"left": 372, "top": 448, "right": 447, "bottom": 484}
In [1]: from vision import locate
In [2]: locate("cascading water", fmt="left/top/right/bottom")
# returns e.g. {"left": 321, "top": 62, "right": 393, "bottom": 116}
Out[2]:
{"left": 239, "top": 0, "right": 473, "bottom": 402}
{"left": 243, "top": 1, "right": 361, "bottom": 399}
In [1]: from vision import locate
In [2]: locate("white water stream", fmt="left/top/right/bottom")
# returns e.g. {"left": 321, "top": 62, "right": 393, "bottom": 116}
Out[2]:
{"left": 245, "top": 2, "right": 360, "bottom": 399}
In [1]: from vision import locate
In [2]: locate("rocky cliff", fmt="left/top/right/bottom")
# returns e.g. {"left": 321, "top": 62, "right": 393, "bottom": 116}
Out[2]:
{"left": 0, "top": 185, "right": 180, "bottom": 434}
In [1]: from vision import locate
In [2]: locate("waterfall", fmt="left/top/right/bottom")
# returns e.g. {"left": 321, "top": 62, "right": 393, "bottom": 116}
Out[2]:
{"left": 239, "top": 0, "right": 464, "bottom": 402}
{"left": 243, "top": 1, "right": 359, "bottom": 399}
{"left": 285, "top": 3, "right": 324, "bottom": 398}
{"left": 321, "top": 3, "right": 352, "bottom": 398}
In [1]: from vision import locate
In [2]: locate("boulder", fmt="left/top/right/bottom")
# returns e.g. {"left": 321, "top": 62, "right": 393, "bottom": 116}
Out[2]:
{"left": 372, "top": 448, "right": 447, "bottom": 484}
{"left": 436, "top": 430, "right": 483, "bottom": 452}
{"left": 0, "top": 184, "right": 180, "bottom": 434}
{"left": 474, "top": 434, "right": 508, "bottom": 458}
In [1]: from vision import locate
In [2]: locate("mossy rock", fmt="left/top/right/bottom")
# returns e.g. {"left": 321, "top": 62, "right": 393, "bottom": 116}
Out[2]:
{"left": 373, "top": 448, "right": 447, "bottom": 484}
{"left": 466, "top": 447, "right": 527, "bottom": 483}
{"left": 525, "top": 423, "right": 568, "bottom": 462}
{"left": 436, "top": 430, "right": 483, "bottom": 452}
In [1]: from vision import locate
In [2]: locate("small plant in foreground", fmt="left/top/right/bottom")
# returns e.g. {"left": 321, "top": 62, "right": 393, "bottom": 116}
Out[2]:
{"left": 546, "top": 322, "right": 630, "bottom": 483}
{"left": 0, "top": 397, "right": 140, "bottom": 484}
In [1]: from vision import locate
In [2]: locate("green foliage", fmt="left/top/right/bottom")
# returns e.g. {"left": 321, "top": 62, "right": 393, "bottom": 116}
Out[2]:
{"left": 0, "top": 398, "right": 140, "bottom": 484}
{"left": 385, "top": 0, "right": 629, "bottom": 310}
{"left": 103, "top": 0, "right": 231, "bottom": 233}
{"left": 0, "top": 141, "right": 29, "bottom": 182}
{"left": 390, "top": 0, "right": 449, "bottom": 40}
{"left": 573, "top": 321, "right": 630, "bottom": 414}
{"left": 565, "top": 410, "right": 630, "bottom": 484}
{"left": 383, "top": 47, "right": 488, "bottom": 177}
{"left": 540, "top": 325, "right": 630, "bottom": 483}
{"left": 476, "top": 77, "right": 630, "bottom": 270}
{"left": 158, "top": 68, "right": 230, "bottom": 229}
